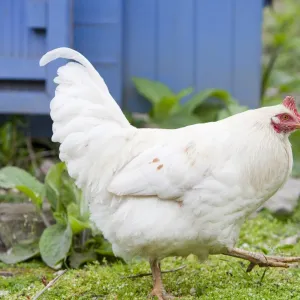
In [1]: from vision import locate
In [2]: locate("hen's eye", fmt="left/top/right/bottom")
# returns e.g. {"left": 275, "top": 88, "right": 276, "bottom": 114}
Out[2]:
{"left": 282, "top": 114, "right": 290, "bottom": 120}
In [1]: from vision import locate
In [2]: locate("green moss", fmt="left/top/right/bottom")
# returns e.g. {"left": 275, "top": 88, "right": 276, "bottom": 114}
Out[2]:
{"left": 1, "top": 207, "right": 300, "bottom": 299}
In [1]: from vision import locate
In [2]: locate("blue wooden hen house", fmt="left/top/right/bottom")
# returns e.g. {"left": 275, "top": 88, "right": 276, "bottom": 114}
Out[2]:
{"left": 0, "top": 0, "right": 265, "bottom": 135}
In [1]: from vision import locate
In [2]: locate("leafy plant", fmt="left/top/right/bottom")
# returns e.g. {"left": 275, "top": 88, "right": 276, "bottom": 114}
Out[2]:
{"left": 132, "top": 77, "right": 247, "bottom": 129}
{"left": 0, "top": 117, "right": 28, "bottom": 168}
{"left": 262, "top": 1, "right": 300, "bottom": 176}
{"left": 0, "top": 117, "right": 58, "bottom": 180}
{"left": 262, "top": 0, "right": 300, "bottom": 106}
{"left": 0, "top": 163, "right": 115, "bottom": 269}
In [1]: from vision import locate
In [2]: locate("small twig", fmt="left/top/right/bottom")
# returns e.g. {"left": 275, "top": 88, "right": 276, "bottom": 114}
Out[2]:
{"left": 26, "top": 137, "right": 41, "bottom": 178}
{"left": 81, "top": 229, "right": 88, "bottom": 247}
{"left": 41, "top": 275, "right": 48, "bottom": 286}
{"left": 122, "top": 265, "right": 186, "bottom": 279}
{"left": 218, "top": 258, "right": 250, "bottom": 276}
{"left": 40, "top": 210, "right": 51, "bottom": 228}
{"left": 260, "top": 44, "right": 282, "bottom": 101}
{"left": 259, "top": 268, "right": 268, "bottom": 285}
{"left": 246, "top": 262, "right": 256, "bottom": 273}
{"left": 19, "top": 150, "right": 57, "bottom": 163}
{"left": 32, "top": 269, "right": 67, "bottom": 300}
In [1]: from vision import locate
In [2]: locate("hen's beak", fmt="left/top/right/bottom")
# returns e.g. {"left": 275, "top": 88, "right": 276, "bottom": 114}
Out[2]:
{"left": 295, "top": 123, "right": 300, "bottom": 129}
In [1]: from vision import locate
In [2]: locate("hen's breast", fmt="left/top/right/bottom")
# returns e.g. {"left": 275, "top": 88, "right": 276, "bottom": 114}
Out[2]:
{"left": 242, "top": 135, "right": 292, "bottom": 204}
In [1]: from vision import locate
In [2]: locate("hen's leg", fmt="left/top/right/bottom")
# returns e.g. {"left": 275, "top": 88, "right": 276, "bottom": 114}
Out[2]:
{"left": 149, "top": 259, "right": 174, "bottom": 300}
{"left": 225, "top": 248, "right": 300, "bottom": 272}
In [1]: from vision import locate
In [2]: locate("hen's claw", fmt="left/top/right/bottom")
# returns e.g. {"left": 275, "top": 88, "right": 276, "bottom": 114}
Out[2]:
{"left": 225, "top": 248, "right": 300, "bottom": 272}
{"left": 149, "top": 290, "right": 175, "bottom": 300}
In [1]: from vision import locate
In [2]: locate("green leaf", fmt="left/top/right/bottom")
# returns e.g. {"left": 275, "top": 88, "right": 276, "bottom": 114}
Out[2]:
{"left": 0, "top": 167, "right": 44, "bottom": 208}
{"left": 273, "top": 33, "right": 287, "bottom": 47}
{"left": 0, "top": 241, "right": 39, "bottom": 264}
{"left": 290, "top": 131, "right": 300, "bottom": 177}
{"left": 39, "top": 224, "right": 72, "bottom": 269}
{"left": 132, "top": 77, "right": 175, "bottom": 104}
{"left": 194, "top": 102, "right": 224, "bottom": 123}
{"left": 60, "top": 176, "right": 78, "bottom": 208}
{"left": 45, "top": 162, "right": 89, "bottom": 232}
{"left": 180, "top": 88, "right": 236, "bottom": 115}
{"left": 0, "top": 166, "right": 43, "bottom": 192}
{"left": 67, "top": 202, "right": 90, "bottom": 234}
{"left": 176, "top": 87, "right": 194, "bottom": 100}
{"left": 268, "top": 70, "right": 300, "bottom": 93}
{"left": 152, "top": 96, "right": 178, "bottom": 121}
{"left": 94, "top": 240, "right": 114, "bottom": 257}
{"left": 278, "top": 80, "right": 300, "bottom": 93}
{"left": 157, "top": 89, "right": 237, "bottom": 129}
{"left": 156, "top": 114, "right": 201, "bottom": 129}
{"left": 45, "top": 162, "right": 82, "bottom": 213}
{"left": 45, "top": 162, "right": 66, "bottom": 210}
{"left": 69, "top": 250, "right": 97, "bottom": 269}
{"left": 17, "top": 186, "right": 43, "bottom": 208}
{"left": 270, "top": 70, "right": 296, "bottom": 86}
{"left": 67, "top": 202, "right": 80, "bottom": 219}
{"left": 53, "top": 212, "right": 67, "bottom": 225}
{"left": 68, "top": 216, "right": 90, "bottom": 234}
{"left": 285, "top": 37, "right": 300, "bottom": 51}
{"left": 217, "top": 103, "right": 249, "bottom": 120}
{"left": 261, "top": 96, "right": 283, "bottom": 107}
{"left": 292, "top": 161, "right": 300, "bottom": 177}
{"left": 275, "top": 244, "right": 295, "bottom": 251}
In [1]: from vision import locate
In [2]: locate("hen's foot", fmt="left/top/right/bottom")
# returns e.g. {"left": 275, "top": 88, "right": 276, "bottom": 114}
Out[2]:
{"left": 149, "top": 259, "right": 175, "bottom": 300}
{"left": 225, "top": 247, "right": 300, "bottom": 272}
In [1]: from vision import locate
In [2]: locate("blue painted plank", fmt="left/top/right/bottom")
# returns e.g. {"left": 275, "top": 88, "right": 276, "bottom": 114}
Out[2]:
{"left": 74, "top": 27, "right": 120, "bottom": 62}
{"left": 156, "top": 0, "right": 194, "bottom": 93}
{"left": 12, "top": 0, "right": 21, "bottom": 57}
{"left": 46, "top": 0, "right": 72, "bottom": 96}
{"left": 26, "top": 0, "right": 46, "bottom": 29}
{"left": 74, "top": 0, "right": 123, "bottom": 105}
{"left": 195, "top": 0, "right": 233, "bottom": 93}
{"left": 0, "top": 91, "right": 49, "bottom": 114}
{"left": 123, "top": 0, "right": 157, "bottom": 112}
{"left": 18, "top": 0, "right": 26, "bottom": 57}
{"left": 0, "top": 57, "right": 45, "bottom": 79}
{"left": 27, "top": 27, "right": 47, "bottom": 58}
{"left": 232, "top": 0, "right": 263, "bottom": 108}
{"left": 0, "top": 0, "right": 12, "bottom": 56}
{"left": 74, "top": 0, "right": 121, "bottom": 24}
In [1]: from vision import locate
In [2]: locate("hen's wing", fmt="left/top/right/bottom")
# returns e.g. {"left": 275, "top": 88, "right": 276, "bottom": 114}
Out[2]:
{"left": 108, "top": 140, "right": 208, "bottom": 200}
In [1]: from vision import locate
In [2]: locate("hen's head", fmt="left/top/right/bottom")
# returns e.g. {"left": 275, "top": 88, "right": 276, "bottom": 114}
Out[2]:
{"left": 271, "top": 96, "right": 300, "bottom": 134}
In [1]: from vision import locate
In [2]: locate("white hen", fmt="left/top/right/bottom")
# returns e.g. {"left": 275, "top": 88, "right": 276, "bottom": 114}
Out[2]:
{"left": 40, "top": 48, "right": 300, "bottom": 299}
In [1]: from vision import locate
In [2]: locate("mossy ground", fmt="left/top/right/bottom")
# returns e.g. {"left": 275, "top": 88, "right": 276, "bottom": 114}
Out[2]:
{"left": 2, "top": 207, "right": 300, "bottom": 299}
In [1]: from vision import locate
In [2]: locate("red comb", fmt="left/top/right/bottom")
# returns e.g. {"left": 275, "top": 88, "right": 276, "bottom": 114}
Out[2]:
{"left": 283, "top": 96, "right": 300, "bottom": 118}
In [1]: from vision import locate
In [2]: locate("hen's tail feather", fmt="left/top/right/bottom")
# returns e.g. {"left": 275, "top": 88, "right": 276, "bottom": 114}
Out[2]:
{"left": 40, "top": 48, "right": 129, "bottom": 128}
{"left": 40, "top": 47, "right": 108, "bottom": 93}
{"left": 40, "top": 47, "right": 132, "bottom": 188}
